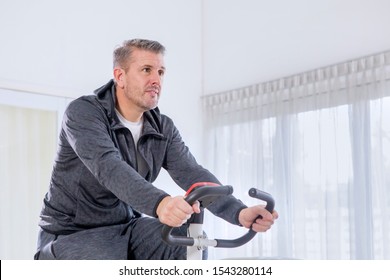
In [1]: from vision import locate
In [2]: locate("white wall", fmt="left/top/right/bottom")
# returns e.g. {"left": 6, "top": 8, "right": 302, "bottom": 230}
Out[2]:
{"left": 202, "top": 0, "right": 390, "bottom": 95}
{"left": 0, "top": 0, "right": 204, "bottom": 194}
{"left": 3, "top": 0, "right": 389, "bottom": 187}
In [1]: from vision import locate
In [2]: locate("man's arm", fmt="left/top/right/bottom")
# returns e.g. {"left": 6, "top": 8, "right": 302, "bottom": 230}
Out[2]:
{"left": 161, "top": 116, "right": 248, "bottom": 226}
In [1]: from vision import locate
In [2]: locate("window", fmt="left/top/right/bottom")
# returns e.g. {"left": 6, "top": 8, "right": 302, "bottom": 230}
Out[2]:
{"left": 203, "top": 51, "right": 390, "bottom": 259}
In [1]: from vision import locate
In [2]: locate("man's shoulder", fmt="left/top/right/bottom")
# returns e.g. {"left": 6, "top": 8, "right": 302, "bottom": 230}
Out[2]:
{"left": 67, "top": 80, "right": 114, "bottom": 112}
{"left": 65, "top": 94, "right": 104, "bottom": 119}
{"left": 67, "top": 94, "right": 98, "bottom": 109}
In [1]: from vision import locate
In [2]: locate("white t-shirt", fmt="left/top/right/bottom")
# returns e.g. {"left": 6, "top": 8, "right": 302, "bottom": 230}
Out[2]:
{"left": 115, "top": 109, "right": 148, "bottom": 177}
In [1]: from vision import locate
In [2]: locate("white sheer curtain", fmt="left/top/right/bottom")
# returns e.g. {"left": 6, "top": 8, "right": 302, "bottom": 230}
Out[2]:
{"left": 202, "top": 51, "right": 390, "bottom": 260}
{"left": 0, "top": 88, "right": 71, "bottom": 259}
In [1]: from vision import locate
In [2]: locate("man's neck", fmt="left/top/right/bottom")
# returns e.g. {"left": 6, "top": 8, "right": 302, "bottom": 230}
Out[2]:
{"left": 115, "top": 88, "right": 144, "bottom": 123}
{"left": 116, "top": 105, "right": 143, "bottom": 123}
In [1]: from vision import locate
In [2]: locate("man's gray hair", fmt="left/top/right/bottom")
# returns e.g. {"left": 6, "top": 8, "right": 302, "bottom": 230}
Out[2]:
{"left": 113, "top": 39, "right": 166, "bottom": 70}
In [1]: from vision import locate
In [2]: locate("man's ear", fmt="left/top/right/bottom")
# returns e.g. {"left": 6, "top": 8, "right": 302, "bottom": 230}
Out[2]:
{"left": 113, "top": 68, "right": 125, "bottom": 88}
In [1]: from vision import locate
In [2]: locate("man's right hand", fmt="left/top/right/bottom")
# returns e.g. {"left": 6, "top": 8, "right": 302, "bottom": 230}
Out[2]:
{"left": 156, "top": 196, "right": 200, "bottom": 227}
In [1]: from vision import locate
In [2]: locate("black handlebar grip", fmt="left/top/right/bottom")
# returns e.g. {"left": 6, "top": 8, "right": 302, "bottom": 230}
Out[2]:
{"left": 215, "top": 188, "right": 275, "bottom": 248}
{"left": 248, "top": 188, "right": 275, "bottom": 212}
{"left": 185, "top": 185, "right": 234, "bottom": 207}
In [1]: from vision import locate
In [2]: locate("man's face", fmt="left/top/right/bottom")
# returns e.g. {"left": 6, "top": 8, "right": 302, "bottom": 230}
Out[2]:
{"left": 121, "top": 49, "right": 165, "bottom": 112}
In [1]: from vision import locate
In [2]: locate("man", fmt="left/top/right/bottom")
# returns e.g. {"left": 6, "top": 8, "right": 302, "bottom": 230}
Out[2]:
{"left": 35, "top": 39, "right": 278, "bottom": 260}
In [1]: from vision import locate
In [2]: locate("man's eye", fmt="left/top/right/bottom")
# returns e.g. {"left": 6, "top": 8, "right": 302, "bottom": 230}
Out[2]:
{"left": 142, "top": 68, "right": 151, "bottom": 73}
{"left": 158, "top": 70, "right": 165, "bottom": 76}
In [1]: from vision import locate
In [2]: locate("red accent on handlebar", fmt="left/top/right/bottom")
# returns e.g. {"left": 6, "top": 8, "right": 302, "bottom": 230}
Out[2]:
{"left": 185, "top": 182, "right": 220, "bottom": 197}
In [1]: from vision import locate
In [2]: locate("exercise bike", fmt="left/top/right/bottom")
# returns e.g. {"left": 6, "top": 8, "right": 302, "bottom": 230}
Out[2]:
{"left": 161, "top": 182, "right": 275, "bottom": 260}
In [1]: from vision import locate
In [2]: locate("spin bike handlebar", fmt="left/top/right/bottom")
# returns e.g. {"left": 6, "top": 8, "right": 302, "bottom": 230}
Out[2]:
{"left": 161, "top": 185, "right": 275, "bottom": 248}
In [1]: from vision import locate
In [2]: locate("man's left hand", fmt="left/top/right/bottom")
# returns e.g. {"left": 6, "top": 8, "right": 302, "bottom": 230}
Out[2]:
{"left": 238, "top": 205, "right": 279, "bottom": 232}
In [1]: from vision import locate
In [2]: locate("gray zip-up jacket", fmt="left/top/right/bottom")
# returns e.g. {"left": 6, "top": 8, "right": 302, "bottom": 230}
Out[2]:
{"left": 39, "top": 80, "right": 247, "bottom": 235}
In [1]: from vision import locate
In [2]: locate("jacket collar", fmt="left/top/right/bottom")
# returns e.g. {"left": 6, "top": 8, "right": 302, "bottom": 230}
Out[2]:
{"left": 94, "top": 79, "right": 163, "bottom": 135}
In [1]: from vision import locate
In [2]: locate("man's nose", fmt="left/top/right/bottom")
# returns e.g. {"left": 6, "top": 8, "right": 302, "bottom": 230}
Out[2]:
{"left": 150, "top": 71, "right": 162, "bottom": 85}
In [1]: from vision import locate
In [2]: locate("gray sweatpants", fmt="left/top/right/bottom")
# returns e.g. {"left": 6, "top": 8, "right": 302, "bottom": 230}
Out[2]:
{"left": 34, "top": 217, "right": 193, "bottom": 260}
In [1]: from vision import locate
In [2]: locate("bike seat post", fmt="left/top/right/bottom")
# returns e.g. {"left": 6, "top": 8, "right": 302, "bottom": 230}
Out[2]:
{"left": 187, "top": 207, "right": 205, "bottom": 260}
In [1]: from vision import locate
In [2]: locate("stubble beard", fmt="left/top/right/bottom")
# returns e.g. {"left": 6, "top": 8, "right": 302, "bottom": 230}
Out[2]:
{"left": 126, "top": 87, "right": 159, "bottom": 112}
